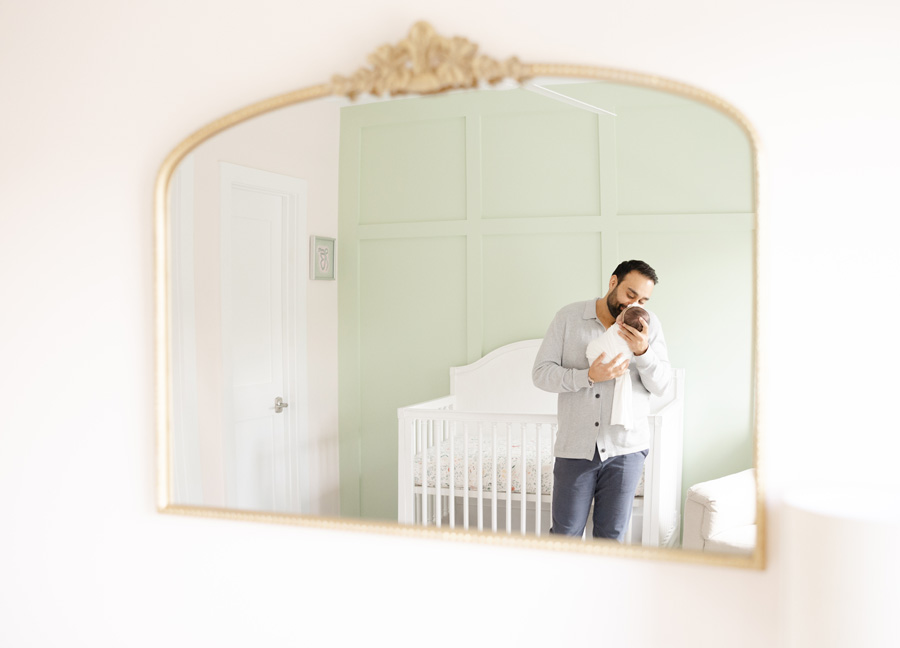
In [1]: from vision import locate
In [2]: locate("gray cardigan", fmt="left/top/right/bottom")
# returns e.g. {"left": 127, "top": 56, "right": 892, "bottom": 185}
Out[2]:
{"left": 532, "top": 300, "right": 672, "bottom": 461}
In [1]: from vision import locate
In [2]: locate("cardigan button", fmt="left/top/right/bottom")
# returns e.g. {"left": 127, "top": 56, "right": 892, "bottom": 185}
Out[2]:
{"left": 595, "top": 394, "right": 600, "bottom": 398}
{"left": 595, "top": 422, "right": 599, "bottom": 427}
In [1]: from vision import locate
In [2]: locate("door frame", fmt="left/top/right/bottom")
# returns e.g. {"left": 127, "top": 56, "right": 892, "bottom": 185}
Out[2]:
{"left": 220, "top": 162, "right": 309, "bottom": 513}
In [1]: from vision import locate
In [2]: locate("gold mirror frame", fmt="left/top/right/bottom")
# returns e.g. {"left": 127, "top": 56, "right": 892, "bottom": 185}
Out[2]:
{"left": 154, "top": 21, "right": 764, "bottom": 569}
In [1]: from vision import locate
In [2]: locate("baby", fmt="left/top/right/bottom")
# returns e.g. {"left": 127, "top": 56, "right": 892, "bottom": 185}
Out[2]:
{"left": 585, "top": 305, "right": 650, "bottom": 429}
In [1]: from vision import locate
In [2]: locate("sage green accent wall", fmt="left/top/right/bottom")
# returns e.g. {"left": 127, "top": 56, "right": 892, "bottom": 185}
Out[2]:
{"left": 615, "top": 104, "right": 753, "bottom": 215}
{"left": 481, "top": 111, "right": 601, "bottom": 218}
{"left": 482, "top": 233, "right": 604, "bottom": 353}
{"left": 359, "top": 118, "right": 467, "bottom": 224}
{"left": 551, "top": 82, "right": 754, "bottom": 214}
{"left": 358, "top": 237, "right": 468, "bottom": 516}
{"left": 338, "top": 83, "right": 755, "bottom": 523}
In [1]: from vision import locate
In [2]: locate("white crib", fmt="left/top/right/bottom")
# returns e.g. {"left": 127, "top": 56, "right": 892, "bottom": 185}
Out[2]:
{"left": 397, "top": 339, "right": 684, "bottom": 547}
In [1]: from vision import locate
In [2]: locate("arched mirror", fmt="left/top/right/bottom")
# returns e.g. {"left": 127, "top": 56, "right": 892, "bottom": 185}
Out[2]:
{"left": 155, "top": 22, "right": 763, "bottom": 568}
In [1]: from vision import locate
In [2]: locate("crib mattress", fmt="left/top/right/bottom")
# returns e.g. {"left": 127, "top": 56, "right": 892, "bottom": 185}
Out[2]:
{"left": 413, "top": 433, "right": 645, "bottom": 497}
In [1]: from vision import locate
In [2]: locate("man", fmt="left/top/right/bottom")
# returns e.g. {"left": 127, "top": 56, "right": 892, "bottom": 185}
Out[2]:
{"left": 532, "top": 260, "right": 671, "bottom": 541}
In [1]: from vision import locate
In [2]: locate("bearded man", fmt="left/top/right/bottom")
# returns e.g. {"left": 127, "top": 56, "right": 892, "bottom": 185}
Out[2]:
{"left": 532, "top": 259, "right": 672, "bottom": 541}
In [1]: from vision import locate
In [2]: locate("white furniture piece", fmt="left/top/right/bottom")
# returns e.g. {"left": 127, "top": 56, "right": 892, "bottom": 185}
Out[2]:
{"left": 397, "top": 339, "right": 685, "bottom": 547}
{"left": 682, "top": 468, "right": 757, "bottom": 554}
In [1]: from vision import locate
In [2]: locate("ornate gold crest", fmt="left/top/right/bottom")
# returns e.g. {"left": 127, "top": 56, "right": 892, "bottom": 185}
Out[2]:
{"left": 331, "top": 21, "right": 527, "bottom": 98}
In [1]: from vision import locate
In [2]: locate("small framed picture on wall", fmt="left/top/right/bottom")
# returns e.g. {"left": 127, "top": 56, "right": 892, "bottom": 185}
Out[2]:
{"left": 310, "top": 236, "right": 336, "bottom": 280}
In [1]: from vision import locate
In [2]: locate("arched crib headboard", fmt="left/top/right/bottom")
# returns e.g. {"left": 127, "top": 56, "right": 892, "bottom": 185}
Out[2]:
{"left": 449, "top": 340, "right": 556, "bottom": 415}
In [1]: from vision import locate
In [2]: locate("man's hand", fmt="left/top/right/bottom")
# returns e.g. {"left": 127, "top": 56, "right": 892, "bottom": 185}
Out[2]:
{"left": 589, "top": 352, "right": 630, "bottom": 384}
{"left": 618, "top": 317, "right": 649, "bottom": 356}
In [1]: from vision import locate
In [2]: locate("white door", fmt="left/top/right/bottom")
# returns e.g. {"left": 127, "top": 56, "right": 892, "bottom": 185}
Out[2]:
{"left": 220, "top": 163, "right": 308, "bottom": 513}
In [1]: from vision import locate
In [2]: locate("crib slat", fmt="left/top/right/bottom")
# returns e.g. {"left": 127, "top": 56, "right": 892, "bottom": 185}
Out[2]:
{"left": 449, "top": 420, "right": 455, "bottom": 528}
{"left": 463, "top": 423, "right": 469, "bottom": 530}
{"left": 442, "top": 419, "right": 450, "bottom": 525}
{"left": 433, "top": 418, "right": 440, "bottom": 527}
{"left": 520, "top": 423, "right": 527, "bottom": 536}
{"left": 414, "top": 418, "right": 420, "bottom": 524}
{"left": 491, "top": 422, "right": 497, "bottom": 533}
{"left": 535, "top": 423, "right": 542, "bottom": 537}
{"left": 534, "top": 423, "right": 544, "bottom": 537}
{"left": 477, "top": 422, "right": 484, "bottom": 532}
{"left": 419, "top": 419, "right": 427, "bottom": 527}
{"left": 506, "top": 422, "right": 512, "bottom": 534}
{"left": 411, "top": 417, "right": 418, "bottom": 524}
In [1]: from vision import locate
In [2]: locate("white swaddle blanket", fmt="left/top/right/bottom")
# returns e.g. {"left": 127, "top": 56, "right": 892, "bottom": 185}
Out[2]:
{"left": 585, "top": 323, "right": 635, "bottom": 429}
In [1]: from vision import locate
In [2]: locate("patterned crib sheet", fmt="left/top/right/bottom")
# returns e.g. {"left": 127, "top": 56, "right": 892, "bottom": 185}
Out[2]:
{"left": 414, "top": 432, "right": 552, "bottom": 495}
{"left": 413, "top": 432, "right": 645, "bottom": 497}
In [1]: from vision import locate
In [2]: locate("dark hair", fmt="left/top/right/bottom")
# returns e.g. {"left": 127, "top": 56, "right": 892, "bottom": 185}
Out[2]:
{"left": 612, "top": 259, "right": 658, "bottom": 285}
{"left": 622, "top": 306, "right": 649, "bottom": 332}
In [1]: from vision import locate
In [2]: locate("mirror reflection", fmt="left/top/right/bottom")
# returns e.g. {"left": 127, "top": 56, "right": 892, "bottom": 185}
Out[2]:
{"left": 167, "top": 78, "right": 756, "bottom": 555}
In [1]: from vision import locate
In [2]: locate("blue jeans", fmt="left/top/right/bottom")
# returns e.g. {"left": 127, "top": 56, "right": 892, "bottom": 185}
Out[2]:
{"left": 550, "top": 447, "right": 648, "bottom": 541}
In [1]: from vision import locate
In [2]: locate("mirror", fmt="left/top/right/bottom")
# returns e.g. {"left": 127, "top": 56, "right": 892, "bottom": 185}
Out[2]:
{"left": 156, "top": 22, "right": 762, "bottom": 568}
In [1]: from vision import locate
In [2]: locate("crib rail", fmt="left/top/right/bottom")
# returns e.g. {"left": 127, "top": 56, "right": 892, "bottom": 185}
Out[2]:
{"left": 398, "top": 368, "right": 684, "bottom": 546}
{"left": 398, "top": 399, "right": 558, "bottom": 536}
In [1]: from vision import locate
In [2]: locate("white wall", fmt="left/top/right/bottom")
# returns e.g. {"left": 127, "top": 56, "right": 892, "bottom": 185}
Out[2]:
{"left": 0, "top": 1, "right": 897, "bottom": 646}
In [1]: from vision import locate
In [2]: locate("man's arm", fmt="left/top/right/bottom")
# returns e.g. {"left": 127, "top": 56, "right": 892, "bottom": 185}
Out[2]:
{"left": 532, "top": 311, "right": 591, "bottom": 393}
{"left": 627, "top": 315, "right": 672, "bottom": 397}
{"left": 532, "top": 308, "right": 627, "bottom": 393}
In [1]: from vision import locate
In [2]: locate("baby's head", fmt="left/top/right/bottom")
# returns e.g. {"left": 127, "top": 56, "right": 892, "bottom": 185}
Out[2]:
{"left": 620, "top": 305, "right": 649, "bottom": 332}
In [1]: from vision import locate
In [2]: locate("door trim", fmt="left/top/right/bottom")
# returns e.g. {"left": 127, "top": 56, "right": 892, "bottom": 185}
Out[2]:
{"left": 220, "top": 162, "right": 309, "bottom": 513}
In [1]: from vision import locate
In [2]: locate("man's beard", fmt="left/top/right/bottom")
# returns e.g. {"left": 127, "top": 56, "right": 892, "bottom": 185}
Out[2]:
{"left": 607, "top": 292, "right": 625, "bottom": 318}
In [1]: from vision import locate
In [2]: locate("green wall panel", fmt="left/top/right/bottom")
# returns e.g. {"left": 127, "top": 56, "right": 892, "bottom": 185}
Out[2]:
{"left": 357, "top": 236, "right": 468, "bottom": 520}
{"left": 482, "top": 232, "right": 604, "bottom": 354}
{"left": 616, "top": 104, "right": 753, "bottom": 215}
{"left": 359, "top": 117, "right": 467, "bottom": 225}
{"left": 481, "top": 110, "right": 601, "bottom": 218}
